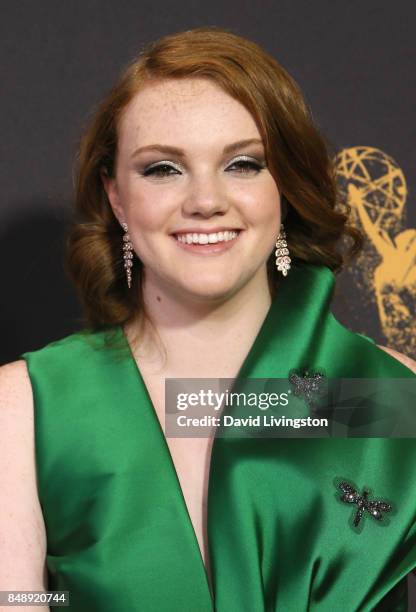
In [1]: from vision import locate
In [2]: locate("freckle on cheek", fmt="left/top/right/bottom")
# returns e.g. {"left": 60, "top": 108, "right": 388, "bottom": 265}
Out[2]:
{"left": 156, "top": 296, "right": 161, "bottom": 302}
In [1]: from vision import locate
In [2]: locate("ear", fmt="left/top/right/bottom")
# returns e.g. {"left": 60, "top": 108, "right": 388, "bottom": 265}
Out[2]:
{"left": 100, "top": 167, "right": 125, "bottom": 226}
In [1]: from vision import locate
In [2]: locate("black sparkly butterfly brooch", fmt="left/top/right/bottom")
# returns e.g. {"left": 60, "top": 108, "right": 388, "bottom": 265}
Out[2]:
{"left": 288, "top": 368, "right": 326, "bottom": 409}
{"left": 337, "top": 481, "right": 393, "bottom": 528}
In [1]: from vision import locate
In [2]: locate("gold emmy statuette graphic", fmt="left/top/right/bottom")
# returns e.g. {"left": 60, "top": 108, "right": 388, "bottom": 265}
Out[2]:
{"left": 336, "top": 146, "right": 416, "bottom": 356}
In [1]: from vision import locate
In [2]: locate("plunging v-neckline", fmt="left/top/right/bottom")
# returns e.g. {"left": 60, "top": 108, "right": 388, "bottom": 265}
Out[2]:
{"left": 118, "top": 325, "right": 219, "bottom": 603}
{"left": 116, "top": 297, "right": 278, "bottom": 604}
{"left": 114, "top": 263, "right": 329, "bottom": 604}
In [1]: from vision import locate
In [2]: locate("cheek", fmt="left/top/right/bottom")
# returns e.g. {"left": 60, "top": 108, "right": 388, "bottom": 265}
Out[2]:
{"left": 126, "top": 189, "right": 172, "bottom": 232}
{"left": 244, "top": 186, "right": 281, "bottom": 250}
{"left": 131, "top": 208, "right": 164, "bottom": 231}
{"left": 243, "top": 189, "right": 281, "bottom": 227}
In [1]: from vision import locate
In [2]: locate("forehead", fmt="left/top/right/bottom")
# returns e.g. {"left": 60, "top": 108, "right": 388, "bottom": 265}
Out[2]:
{"left": 117, "top": 78, "right": 261, "bottom": 150}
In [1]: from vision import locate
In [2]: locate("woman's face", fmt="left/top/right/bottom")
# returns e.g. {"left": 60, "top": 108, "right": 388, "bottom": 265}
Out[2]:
{"left": 102, "top": 77, "right": 281, "bottom": 302}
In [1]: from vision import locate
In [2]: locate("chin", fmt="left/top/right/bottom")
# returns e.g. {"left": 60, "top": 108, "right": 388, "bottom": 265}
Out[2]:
{"left": 179, "top": 279, "right": 240, "bottom": 302}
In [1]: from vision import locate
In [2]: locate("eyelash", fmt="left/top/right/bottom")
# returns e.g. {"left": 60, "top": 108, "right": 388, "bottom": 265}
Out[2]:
{"left": 141, "top": 158, "right": 265, "bottom": 178}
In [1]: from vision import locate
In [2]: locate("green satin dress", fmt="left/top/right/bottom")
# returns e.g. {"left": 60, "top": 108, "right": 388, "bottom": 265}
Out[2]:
{"left": 22, "top": 263, "right": 416, "bottom": 611}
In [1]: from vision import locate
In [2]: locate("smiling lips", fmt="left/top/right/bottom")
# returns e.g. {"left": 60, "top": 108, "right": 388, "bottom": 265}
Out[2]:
{"left": 171, "top": 229, "right": 242, "bottom": 253}
{"left": 175, "top": 230, "right": 239, "bottom": 244}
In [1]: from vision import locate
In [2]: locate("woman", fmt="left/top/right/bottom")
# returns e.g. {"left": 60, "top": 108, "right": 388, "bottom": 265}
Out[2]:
{"left": 1, "top": 26, "right": 415, "bottom": 611}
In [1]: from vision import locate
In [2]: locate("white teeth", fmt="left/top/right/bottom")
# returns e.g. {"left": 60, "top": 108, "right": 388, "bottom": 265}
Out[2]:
{"left": 175, "top": 231, "right": 239, "bottom": 244}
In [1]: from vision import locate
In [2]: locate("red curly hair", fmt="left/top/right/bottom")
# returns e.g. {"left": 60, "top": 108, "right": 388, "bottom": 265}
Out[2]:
{"left": 66, "top": 26, "right": 362, "bottom": 334}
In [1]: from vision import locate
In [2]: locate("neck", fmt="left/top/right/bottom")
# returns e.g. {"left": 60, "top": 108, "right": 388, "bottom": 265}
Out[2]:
{"left": 126, "top": 267, "right": 273, "bottom": 377}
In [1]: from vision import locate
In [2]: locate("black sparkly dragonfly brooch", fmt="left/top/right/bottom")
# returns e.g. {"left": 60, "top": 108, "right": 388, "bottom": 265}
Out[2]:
{"left": 337, "top": 481, "right": 393, "bottom": 528}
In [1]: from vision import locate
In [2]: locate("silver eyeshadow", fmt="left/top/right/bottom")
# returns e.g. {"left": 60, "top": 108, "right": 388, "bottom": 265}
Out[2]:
{"left": 138, "top": 154, "right": 267, "bottom": 176}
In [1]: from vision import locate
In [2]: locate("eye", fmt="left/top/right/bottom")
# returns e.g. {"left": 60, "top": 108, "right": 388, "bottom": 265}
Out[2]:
{"left": 227, "top": 158, "right": 264, "bottom": 175}
{"left": 142, "top": 163, "right": 180, "bottom": 178}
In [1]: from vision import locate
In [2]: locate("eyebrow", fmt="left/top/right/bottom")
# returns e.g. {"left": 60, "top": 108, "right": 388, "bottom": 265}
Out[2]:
{"left": 130, "top": 138, "right": 264, "bottom": 159}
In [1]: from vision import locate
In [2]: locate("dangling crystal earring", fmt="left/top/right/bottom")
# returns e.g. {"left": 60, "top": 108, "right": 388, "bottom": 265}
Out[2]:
{"left": 121, "top": 222, "right": 134, "bottom": 289}
{"left": 275, "top": 223, "right": 291, "bottom": 276}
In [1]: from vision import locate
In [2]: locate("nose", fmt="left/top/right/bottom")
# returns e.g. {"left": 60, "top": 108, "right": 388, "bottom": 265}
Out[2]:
{"left": 182, "top": 173, "right": 230, "bottom": 218}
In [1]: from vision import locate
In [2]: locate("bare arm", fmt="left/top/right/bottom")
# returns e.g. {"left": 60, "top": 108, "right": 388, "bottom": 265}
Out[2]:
{"left": 377, "top": 345, "right": 416, "bottom": 374}
{"left": 0, "top": 360, "right": 49, "bottom": 612}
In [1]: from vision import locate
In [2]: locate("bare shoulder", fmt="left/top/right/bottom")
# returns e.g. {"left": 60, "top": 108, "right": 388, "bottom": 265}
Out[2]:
{"left": 0, "top": 359, "right": 33, "bottom": 401}
{"left": 0, "top": 359, "right": 48, "bottom": 592}
{"left": 376, "top": 345, "right": 416, "bottom": 374}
